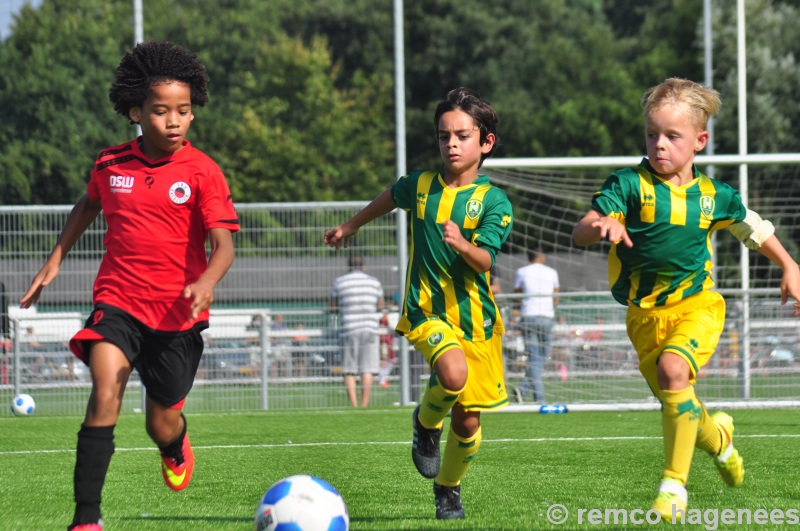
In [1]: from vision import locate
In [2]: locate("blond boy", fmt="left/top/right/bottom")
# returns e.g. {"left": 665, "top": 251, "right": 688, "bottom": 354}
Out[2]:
{"left": 572, "top": 77, "right": 800, "bottom": 519}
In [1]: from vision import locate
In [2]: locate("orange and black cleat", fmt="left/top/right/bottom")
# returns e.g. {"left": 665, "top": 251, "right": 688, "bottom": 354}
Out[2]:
{"left": 160, "top": 433, "right": 195, "bottom": 491}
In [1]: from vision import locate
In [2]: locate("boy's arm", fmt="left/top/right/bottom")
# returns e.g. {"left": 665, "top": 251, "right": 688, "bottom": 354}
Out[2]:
{"left": 755, "top": 235, "right": 800, "bottom": 314}
{"left": 20, "top": 194, "right": 102, "bottom": 308}
{"left": 183, "top": 227, "right": 235, "bottom": 322}
{"left": 441, "top": 220, "right": 493, "bottom": 273}
{"left": 324, "top": 187, "right": 397, "bottom": 249}
{"left": 572, "top": 209, "right": 633, "bottom": 248}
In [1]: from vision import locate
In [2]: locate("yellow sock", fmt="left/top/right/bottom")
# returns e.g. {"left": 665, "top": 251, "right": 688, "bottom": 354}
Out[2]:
{"left": 418, "top": 373, "right": 463, "bottom": 430}
{"left": 693, "top": 401, "right": 723, "bottom": 455}
{"left": 435, "top": 426, "right": 481, "bottom": 487}
{"left": 661, "top": 387, "right": 701, "bottom": 485}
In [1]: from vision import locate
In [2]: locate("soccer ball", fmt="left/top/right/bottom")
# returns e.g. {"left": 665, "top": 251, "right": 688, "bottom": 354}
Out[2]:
{"left": 11, "top": 393, "right": 35, "bottom": 416}
{"left": 254, "top": 474, "right": 349, "bottom": 531}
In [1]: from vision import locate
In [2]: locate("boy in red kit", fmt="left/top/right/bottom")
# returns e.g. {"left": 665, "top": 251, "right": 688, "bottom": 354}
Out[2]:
{"left": 20, "top": 41, "right": 239, "bottom": 531}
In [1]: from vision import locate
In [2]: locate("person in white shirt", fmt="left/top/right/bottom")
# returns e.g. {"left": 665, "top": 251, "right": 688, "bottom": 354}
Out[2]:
{"left": 513, "top": 248, "right": 559, "bottom": 403}
{"left": 330, "top": 255, "right": 384, "bottom": 407}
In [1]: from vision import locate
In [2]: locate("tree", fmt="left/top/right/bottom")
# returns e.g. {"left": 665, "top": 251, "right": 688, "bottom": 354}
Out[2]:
{"left": 4, "top": 0, "right": 797, "bottom": 206}
{"left": 0, "top": 0, "right": 395, "bottom": 204}
{"left": 0, "top": 0, "right": 130, "bottom": 204}
{"left": 710, "top": 0, "right": 800, "bottom": 155}
{"left": 216, "top": 34, "right": 394, "bottom": 202}
{"left": 399, "top": 0, "right": 645, "bottom": 171}
{"left": 148, "top": 0, "right": 396, "bottom": 202}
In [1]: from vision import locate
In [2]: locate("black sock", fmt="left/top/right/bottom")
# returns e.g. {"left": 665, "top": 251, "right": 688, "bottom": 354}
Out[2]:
{"left": 158, "top": 413, "right": 187, "bottom": 465}
{"left": 71, "top": 424, "right": 115, "bottom": 527}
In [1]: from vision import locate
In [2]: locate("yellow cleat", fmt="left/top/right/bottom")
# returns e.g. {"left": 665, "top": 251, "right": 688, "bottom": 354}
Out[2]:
{"left": 651, "top": 478, "right": 687, "bottom": 523}
{"left": 711, "top": 411, "right": 745, "bottom": 487}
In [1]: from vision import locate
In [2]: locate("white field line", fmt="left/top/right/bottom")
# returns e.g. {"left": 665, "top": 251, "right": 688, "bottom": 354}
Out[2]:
{"left": 1, "top": 433, "right": 799, "bottom": 456}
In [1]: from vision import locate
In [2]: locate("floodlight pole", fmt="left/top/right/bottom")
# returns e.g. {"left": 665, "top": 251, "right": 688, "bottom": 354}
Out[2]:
{"left": 134, "top": 0, "right": 146, "bottom": 411}
{"left": 133, "top": 0, "right": 143, "bottom": 138}
{"left": 703, "top": 0, "right": 721, "bottom": 376}
{"left": 393, "top": 0, "right": 411, "bottom": 407}
{"left": 133, "top": 0, "right": 143, "bottom": 44}
{"left": 703, "top": 0, "right": 715, "bottom": 175}
{"left": 736, "top": 0, "right": 751, "bottom": 399}
{"left": 133, "top": 0, "right": 144, "bottom": 142}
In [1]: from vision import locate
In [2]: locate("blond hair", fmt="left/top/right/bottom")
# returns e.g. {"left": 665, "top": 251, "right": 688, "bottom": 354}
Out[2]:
{"left": 641, "top": 77, "right": 720, "bottom": 130}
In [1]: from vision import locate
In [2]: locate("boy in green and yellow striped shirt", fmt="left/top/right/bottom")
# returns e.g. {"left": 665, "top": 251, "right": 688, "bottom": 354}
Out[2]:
{"left": 573, "top": 77, "right": 800, "bottom": 521}
{"left": 325, "top": 87, "right": 513, "bottom": 520}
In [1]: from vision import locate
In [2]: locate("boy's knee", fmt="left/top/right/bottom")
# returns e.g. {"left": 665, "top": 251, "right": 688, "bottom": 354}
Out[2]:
{"left": 657, "top": 351, "right": 691, "bottom": 388}
{"left": 89, "top": 384, "right": 125, "bottom": 414}
{"left": 433, "top": 349, "right": 468, "bottom": 391}
{"left": 437, "top": 365, "right": 467, "bottom": 391}
{"left": 451, "top": 406, "right": 481, "bottom": 437}
{"left": 85, "top": 387, "right": 124, "bottom": 426}
{"left": 92, "top": 385, "right": 118, "bottom": 405}
{"left": 439, "top": 373, "right": 467, "bottom": 391}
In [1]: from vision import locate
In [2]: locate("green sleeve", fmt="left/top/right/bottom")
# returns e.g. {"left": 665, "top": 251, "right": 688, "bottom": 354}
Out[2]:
{"left": 473, "top": 187, "right": 513, "bottom": 262}
{"left": 591, "top": 168, "right": 636, "bottom": 216}
{"left": 719, "top": 185, "right": 748, "bottom": 223}
{"left": 391, "top": 170, "right": 423, "bottom": 211}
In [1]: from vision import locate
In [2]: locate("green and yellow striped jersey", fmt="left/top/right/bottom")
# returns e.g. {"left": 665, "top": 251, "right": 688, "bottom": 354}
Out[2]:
{"left": 392, "top": 169, "right": 514, "bottom": 340}
{"left": 592, "top": 159, "right": 747, "bottom": 308}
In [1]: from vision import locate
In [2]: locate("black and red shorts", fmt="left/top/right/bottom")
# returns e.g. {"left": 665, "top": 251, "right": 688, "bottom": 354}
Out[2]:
{"left": 70, "top": 303, "right": 208, "bottom": 408}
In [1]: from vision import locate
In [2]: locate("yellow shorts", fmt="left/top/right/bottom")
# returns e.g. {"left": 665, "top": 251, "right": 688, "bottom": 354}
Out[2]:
{"left": 627, "top": 290, "right": 725, "bottom": 396}
{"left": 404, "top": 319, "right": 508, "bottom": 411}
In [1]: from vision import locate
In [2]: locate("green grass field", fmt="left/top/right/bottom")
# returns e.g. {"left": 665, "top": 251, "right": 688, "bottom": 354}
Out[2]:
{"left": 2, "top": 407, "right": 799, "bottom": 530}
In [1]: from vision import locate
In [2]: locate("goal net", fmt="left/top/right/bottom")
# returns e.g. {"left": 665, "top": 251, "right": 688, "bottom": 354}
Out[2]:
{"left": 485, "top": 159, "right": 800, "bottom": 410}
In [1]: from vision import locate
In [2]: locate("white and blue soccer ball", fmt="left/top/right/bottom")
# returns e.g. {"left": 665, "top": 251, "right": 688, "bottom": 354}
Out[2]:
{"left": 254, "top": 474, "right": 349, "bottom": 531}
{"left": 11, "top": 393, "right": 35, "bottom": 416}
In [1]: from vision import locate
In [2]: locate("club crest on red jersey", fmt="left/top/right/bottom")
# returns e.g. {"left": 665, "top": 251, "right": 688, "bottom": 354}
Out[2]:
{"left": 169, "top": 181, "right": 192, "bottom": 204}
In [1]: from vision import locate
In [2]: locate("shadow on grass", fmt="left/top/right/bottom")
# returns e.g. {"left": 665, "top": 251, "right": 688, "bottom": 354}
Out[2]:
{"left": 350, "top": 516, "right": 472, "bottom": 530}
{"left": 118, "top": 515, "right": 251, "bottom": 524}
{"left": 119, "top": 515, "right": 451, "bottom": 531}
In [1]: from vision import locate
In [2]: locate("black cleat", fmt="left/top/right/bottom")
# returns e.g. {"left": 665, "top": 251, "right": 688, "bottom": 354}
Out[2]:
{"left": 434, "top": 483, "right": 465, "bottom": 520}
{"left": 411, "top": 405, "right": 442, "bottom": 478}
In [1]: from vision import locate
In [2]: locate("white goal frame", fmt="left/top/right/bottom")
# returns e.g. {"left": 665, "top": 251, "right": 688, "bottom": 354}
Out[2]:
{"left": 484, "top": 153, "right": 800, "bottom": 412}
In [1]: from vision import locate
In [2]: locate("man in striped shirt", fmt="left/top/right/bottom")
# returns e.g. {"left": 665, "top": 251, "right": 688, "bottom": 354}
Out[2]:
{"left": 330, "top": 255, "right": 384, "bottom": 407}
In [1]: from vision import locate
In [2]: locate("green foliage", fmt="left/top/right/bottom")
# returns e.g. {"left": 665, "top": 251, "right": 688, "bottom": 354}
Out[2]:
{"left": 399, "top": 0, "right": 646, "bottom": 170}
{"left": 0, "top": 0, "right": 130, "bottom": 204}
{"left": 143, "top": 0, "right": 397, "bottom": 203}
{"left": 613, "top": 0, "right": 706, "bottom": 85}
{"left": 711, "top": 0, "right": 800, "bottom": 154}
{"left": 220, "top": 35, "right": 394, "bottom": 202}
{"left": 2, "top": 0, "right": 800, "bottom": 205}
{"left": 0, "top": 0, "right": 395, "bottom": 205}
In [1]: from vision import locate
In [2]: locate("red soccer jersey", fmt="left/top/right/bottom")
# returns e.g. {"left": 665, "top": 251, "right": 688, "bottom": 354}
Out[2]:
{"left": 87, "top": 138, "right": 239, "bottom": 331}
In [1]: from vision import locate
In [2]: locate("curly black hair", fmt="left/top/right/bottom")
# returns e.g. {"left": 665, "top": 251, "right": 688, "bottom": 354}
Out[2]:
{"left": 109, "top": 40, "right": 209, "bottom": 122}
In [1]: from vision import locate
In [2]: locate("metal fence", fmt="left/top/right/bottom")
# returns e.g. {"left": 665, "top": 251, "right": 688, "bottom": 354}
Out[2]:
{"left": 2, "top": 201, "right": 800, "bottom": 416}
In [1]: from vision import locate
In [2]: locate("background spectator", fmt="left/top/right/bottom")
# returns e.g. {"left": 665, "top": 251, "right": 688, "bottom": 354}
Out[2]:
{"left": 513, "top": 246, "right": 560, "bottom": 403}
{"left": 330, "top": 255, "right": 384, "bottom": 407}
